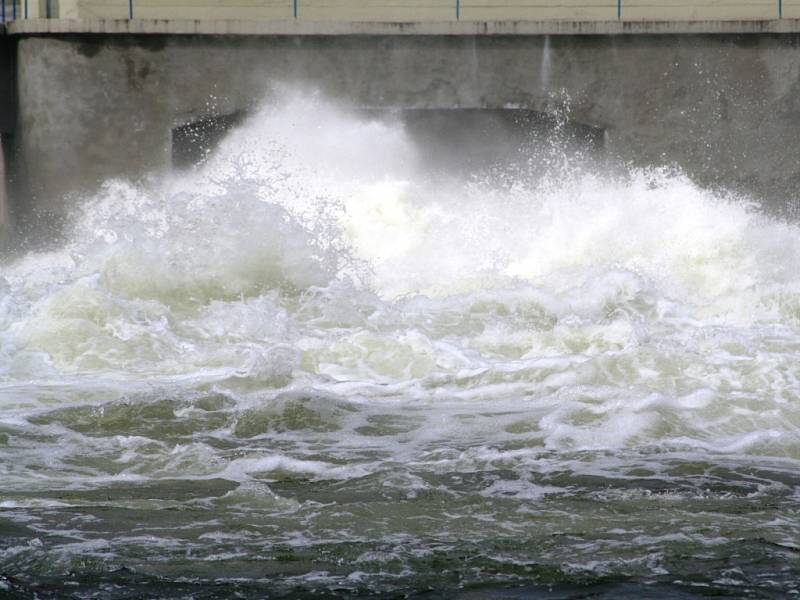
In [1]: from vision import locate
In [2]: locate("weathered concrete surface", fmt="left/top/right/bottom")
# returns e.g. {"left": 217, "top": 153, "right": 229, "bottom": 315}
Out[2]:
{"left": 13, "top": 32, "right": 800, "bottom": 225}
{"left": 9, "top": 17, "right": 800, "bottom": 36}
{"left": 0, "top": 36, "right": 15, "bottom": 237}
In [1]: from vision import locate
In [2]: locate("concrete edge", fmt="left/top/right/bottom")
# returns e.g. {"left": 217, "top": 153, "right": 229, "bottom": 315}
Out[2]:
{"left": 6, "top": 17, "right": 800, "bottom": 36}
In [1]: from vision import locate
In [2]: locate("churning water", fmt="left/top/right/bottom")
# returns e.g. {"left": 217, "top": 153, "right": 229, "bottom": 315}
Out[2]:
{"left": 1, "top": 93, "right": 800, "bottom": 598}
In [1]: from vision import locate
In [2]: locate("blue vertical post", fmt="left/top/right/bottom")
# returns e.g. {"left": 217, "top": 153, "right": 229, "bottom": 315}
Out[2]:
{"left": 24, "top": 0, "right": 27, "bottom": 18}
{"left": 617, "top": 0, "right": 621, "bottom": 19}
{"left": 293, "top": 0, "right": 297, "bottom": 18}
{"left": 2, "top": 1, "right": 6, "bottom": 23}
{"left": 129, "top": 0, "right": 133, "bottom": 19}
{"left": 779, "top": 0, "right": 783, "bottom": 18}
{"left": 12, "top": 0, "right": 16, "bottom": 20}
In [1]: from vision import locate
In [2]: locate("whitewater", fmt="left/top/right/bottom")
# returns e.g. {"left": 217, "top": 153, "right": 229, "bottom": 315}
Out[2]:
{"left": 0, "top": 92, "right": 799, "bottom": 598}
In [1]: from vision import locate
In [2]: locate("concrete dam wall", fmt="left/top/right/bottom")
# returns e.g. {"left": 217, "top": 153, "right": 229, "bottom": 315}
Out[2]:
{"left": 1, "top": 21, "right": 800, "bottom": 237}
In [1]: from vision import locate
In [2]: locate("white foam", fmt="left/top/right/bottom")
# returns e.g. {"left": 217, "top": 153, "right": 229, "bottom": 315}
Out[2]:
{"left": 0, "top": 90, "right": 798, "bottom": 472}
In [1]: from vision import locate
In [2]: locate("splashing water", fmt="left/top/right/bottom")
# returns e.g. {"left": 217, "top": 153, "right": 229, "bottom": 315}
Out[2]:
{"left": 1, "top": 92, "right": 800, "bottom": 598}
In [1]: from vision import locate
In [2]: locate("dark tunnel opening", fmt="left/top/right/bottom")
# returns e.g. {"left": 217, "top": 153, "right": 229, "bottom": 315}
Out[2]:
{"left": 171, "top": 108, "right": 605, "bottom": 174}
{"left": 171, "top": 110, "right": 248, "bottom": 169}
{"left": 390, "top": 108, "right": 605, "bottom": 175}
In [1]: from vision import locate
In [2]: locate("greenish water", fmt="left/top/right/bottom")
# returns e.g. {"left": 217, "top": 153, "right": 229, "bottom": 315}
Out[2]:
{"left": 3, "top": 428, "right": 800, "bottom": 598}
{"left": 1, "top": 95, "right": 799, "bottom": 598}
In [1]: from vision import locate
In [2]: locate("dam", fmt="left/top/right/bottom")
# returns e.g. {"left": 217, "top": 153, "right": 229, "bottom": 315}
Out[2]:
{"left": 0, "top": 2, "right": 799, "bottom": 236}
{"left": 1, "top": 3, "right": 800, "bottom": 599}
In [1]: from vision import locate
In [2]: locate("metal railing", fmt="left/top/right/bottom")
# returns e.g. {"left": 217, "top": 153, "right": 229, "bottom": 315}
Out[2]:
{"left": 0, "top": 1, "right": 791, "bottom": 23}
{"left": 1, "top": 1, "right": 23, "bottom": 22}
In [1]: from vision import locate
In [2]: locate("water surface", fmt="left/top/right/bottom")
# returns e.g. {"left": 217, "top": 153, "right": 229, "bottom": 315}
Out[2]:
{"left": 1, "top": 95, "right": 799, "bottom": 598}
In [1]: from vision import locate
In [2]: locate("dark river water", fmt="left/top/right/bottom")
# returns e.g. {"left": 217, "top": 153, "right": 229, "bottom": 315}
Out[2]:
{"left": 1, "top": 94, "right": 799, "bottom": 598}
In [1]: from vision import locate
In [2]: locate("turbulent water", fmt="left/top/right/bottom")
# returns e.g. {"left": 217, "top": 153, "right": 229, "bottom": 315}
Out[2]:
{"left": 1, "top": 93, "right": 800, "bottom": 599}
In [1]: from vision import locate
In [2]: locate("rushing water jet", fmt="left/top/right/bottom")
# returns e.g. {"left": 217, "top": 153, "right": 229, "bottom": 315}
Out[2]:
{"left": 1, "top": 91, "right": 799, "bottom": 598}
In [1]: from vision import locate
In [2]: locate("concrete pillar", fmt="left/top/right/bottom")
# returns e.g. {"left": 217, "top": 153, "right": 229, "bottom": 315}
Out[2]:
{"left": 0, "top": 137, "right": 8, "bottom": 237}
{"left": 16, "top": 36, "right": 173, "bottom": 224}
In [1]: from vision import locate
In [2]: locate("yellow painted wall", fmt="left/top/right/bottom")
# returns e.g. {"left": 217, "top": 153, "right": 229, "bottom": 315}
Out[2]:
{"left": 460, "top": 1, "right": 617, "bottom": 21}
{"left": 783, "top": 0, "right": 800, "bottom": 18}
{"left": 57, "top": 0, "right": 292, "bottom": 19}
{"left": 32, "top": 0, "right": 49, "bottom": 17}
{"left": 136, "top": 0, "right": 292, "bottom": 20}
{"left": 623, "top": 0, "right": 777, "bottom": 21}
{"left": 298, "top": 0, "right": 454, "bottom": 21}
{"left": 53, "top": 0, "right": 788, "bottom": 21}
{"left": 60, "top": 0, "right": 125, "bottom": 18}
{"left": 6, "top": 0, "right": 49, "bottom": 18}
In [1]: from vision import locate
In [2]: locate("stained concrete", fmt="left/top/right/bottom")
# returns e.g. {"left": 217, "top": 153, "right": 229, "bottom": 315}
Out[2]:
{"left": 10, "top": 18, "right": 800, "bottom": 36}
{"left": 0, "top": 36, "right": 14, "bottom": 239}
{"left": 1, "top": 28, "right": 798, "bottom": 234}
